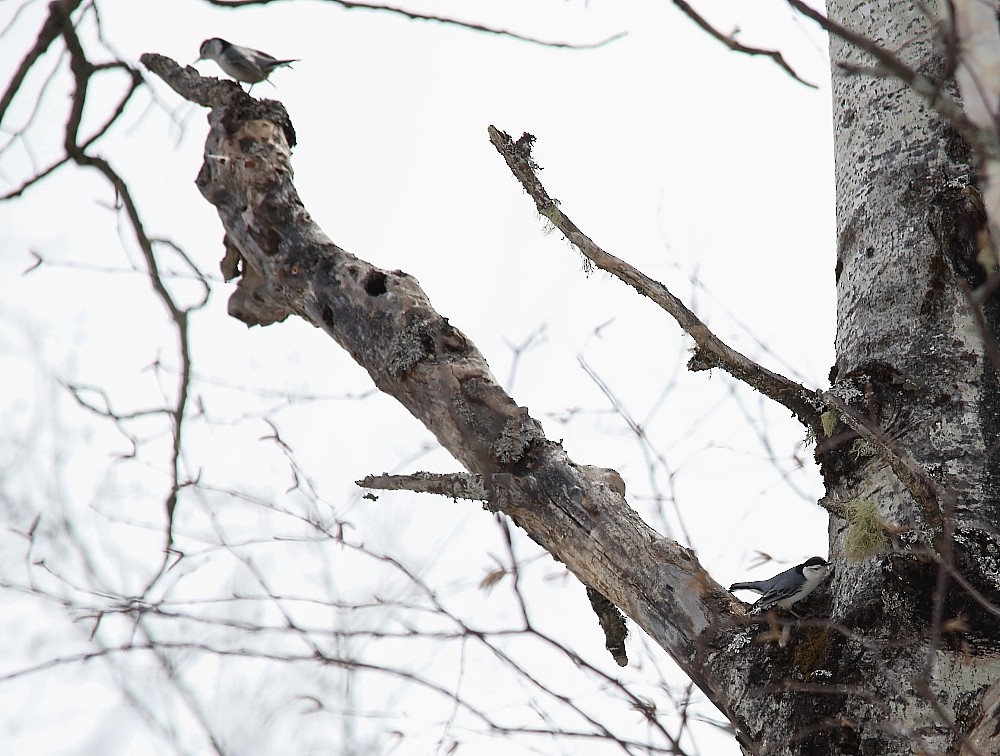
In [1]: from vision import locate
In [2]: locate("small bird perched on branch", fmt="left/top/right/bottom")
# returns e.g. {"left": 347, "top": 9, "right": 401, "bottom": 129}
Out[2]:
{"left": 197, "top": 38, "right": 298, "bottom": 88}
{"left": 729, "top": 556, "right": 830, "bottom": 614}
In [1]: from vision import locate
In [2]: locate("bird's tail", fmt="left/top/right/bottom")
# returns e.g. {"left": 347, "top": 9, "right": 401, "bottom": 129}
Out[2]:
{"left": 729, "top": 581, "right": 764, "bottom": 593}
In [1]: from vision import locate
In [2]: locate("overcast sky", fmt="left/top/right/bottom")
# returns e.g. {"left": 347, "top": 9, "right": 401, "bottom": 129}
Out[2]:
{"left": 0, "top": 1, "right": 834, "bottom": 753}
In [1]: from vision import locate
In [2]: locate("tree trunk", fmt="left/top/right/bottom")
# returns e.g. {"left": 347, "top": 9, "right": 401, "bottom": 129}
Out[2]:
{"left": 727, "top": 2, "right": 1000, "bottom": 753}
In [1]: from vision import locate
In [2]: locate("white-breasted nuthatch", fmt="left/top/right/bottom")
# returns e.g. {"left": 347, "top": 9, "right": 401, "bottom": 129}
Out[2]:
{"left": 197, "top": 38, "right": 298, "bottom": 87}
{"left": 729, "top": 557, "right": 830, "bottom": 613}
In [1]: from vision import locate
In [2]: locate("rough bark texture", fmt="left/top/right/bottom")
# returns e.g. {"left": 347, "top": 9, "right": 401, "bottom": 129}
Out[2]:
{"left": 139, "top": 53, "right": 776, "bottom": 739}
{"left": 728, "top": 2, "right": 1000, "bottom": 754}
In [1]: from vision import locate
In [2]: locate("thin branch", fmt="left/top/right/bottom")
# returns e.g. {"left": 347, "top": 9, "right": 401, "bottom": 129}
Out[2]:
{"left": 201, "top": 0, "right": 627, "bottom": 50}
{"left": 577, "top": 355, "right": 693, "bottom": 545}
{"left": 671, "top": 0, "right": 817, "bottom": 88}
{"left": 43, "top": 8, "right": 206, "bottom": 570}
{"left": 0, "top": 0, "right": 84, "bottom": 124}
{"left": 785, "top": 0, "right": 998, "bottom": 160}
{"left": 820, "top": 392, "right": 943, "bottom": 533}
{"left": 487, "top": 127, "right": 824, "bottom": 432}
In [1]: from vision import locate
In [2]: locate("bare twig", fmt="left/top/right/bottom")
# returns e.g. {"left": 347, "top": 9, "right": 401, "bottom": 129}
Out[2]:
{"left": 785, "top": 0, "right": 997, "bottom": 159}
{"left": 672, "top": 0, "right": 816, "bottom": 88}
{"left": 819, "top": 392, "right": 943, "bottom": 532}
{"left": 12, "top": 6, "right": 209, "bottom": 574}
{"left": 201, "top": 0, "right": 627, "bottom": 50}
{"left": 0, "top": 0, "right": 84, "bottom": 124}
{"left": 488, "top": 127, "right": 824, "bottom": 432}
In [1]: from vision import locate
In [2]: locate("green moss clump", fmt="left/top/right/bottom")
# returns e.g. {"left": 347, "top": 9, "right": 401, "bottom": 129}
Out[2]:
{"left": 793, "top": 628, "right": 829, "bottom": 674}
{"left": 845, "top": 498, "right": 888, "bottom": 561}
{"left": 820, "top": 411, "right": 838, "bottom": 438}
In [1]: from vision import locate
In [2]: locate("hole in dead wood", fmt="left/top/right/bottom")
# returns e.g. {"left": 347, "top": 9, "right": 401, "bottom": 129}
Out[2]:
{"left": 364, "top": 271, "right": 388, "bottom": 296}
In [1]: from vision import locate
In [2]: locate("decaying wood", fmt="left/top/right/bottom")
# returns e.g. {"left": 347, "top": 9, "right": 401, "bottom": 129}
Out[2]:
{"left": 141, "top": 51, "right": 755, "bottom": 732}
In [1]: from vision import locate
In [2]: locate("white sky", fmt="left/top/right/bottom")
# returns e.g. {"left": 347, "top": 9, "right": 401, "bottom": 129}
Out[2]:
{"left": 0, "top": 1, "right": 835, "bottom": 754}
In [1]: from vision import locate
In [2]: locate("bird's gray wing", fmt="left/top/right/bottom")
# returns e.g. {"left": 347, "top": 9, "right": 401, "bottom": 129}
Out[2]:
{"left": 241, "top": 46, "right": 276, "bottom": 65}
{"left": 249, "top": 48, "right": 297, "bottom": 65}
{"left": 753, "top": 580, "right": 800, "bottom": 608}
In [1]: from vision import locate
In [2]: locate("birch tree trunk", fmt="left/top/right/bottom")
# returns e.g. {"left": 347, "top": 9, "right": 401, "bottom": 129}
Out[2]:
{"left": 725, "top": 1, "right": 1000, "bottom": 753}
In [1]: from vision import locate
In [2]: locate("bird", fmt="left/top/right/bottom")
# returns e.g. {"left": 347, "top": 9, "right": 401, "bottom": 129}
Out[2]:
{"left": 197, "top": 38, "right": 298, "bottom": 88}
{"left": 729, "top": 557, "right": 830, "bottom": 614}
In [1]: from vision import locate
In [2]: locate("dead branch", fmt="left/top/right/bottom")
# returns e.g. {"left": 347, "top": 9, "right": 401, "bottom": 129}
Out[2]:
{"left": 141, "top": 50, "right": 751, "bottom": 732}
{"left": 671, "top": 0, "right": 816, "bottom": 88}
{"left": 359, "top": 471, "right": 488, "bottom": 500}
{"left": 487, "top": 127, "right": 825, "bottom": 433}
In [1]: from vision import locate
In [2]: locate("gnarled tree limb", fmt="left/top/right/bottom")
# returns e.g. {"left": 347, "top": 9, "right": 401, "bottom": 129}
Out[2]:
{"left": 141, "top": 51, "right": 751, "bottom": 734}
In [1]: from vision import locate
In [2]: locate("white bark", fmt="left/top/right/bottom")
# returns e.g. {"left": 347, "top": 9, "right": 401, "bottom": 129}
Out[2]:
{"left": 792, "top": 1, "right": 1000, "bottom": 753}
